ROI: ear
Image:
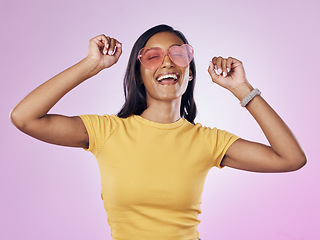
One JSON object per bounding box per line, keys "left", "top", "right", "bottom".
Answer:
{"left": 188, "top": 69, "right": 193, "bottom": 81}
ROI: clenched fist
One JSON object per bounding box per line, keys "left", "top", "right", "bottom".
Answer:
{"left": 86, "top": 34, "right": 122, "bottom": 72}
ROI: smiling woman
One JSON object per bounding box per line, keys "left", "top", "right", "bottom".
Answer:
{"left": 137, "top": 31, "right": 194, "bottom": 120}
{"left": 10, "top": 24, "right": 306, "bottom": 240}
{"left": 117, "top": 25, "right": 197, "bottom": 125}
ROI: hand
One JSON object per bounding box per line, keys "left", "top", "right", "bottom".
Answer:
{"left": 86, "top": 34, "right": 122, "bottom": 71}
{"left": 208, "top": 56, "right": 253, "bottom": 99}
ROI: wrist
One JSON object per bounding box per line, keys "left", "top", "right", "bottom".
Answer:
{"left": 82, "top": 57, "right": 103, "bottom": 76}
{"left": 231, "top": 83, "right": 254, "bottom": 101}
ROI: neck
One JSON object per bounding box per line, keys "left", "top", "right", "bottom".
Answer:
{"left": 140, "top": 97, "right": 181, "bottom": 124}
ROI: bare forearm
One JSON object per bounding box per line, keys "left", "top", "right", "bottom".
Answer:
{"left": 11, "top": 57, "right": 99, "bottom": 124}
{"left": 233, "top": 84, "right": 306, "bottom": 163}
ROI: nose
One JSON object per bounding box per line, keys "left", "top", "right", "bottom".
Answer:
{"left": 161, "top": 53, "right": 174, "bottom": 68}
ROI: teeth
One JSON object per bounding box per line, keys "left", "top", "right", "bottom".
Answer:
{"left": 157, "top": 74, "right": 178, "bottom": 82}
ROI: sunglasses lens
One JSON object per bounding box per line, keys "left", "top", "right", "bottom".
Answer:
{"left": 139, "top": 48, "right": 163, "bottom": 70}
{"left": 169, "top": 45, "right": 194, "bottom": 67}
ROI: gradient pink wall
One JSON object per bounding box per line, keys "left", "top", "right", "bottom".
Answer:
{"left": 1, "top": 0, "right": 319, "bottom": 239}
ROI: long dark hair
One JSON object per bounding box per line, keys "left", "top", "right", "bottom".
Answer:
{"left": 117, "top": 24, "right": 197, "bottom": 124}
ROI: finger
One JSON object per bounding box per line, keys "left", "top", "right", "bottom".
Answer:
{"left": 90, "top": 35, "right": 105, "bottom": 51}
{"left": 108, "top": 38, "right": 116, "bottom": 55}
{"left": 208, "top": 61, "right": 229, "bottom": 88}
{"left": 94, "top": 34, "right": 109, "bottom": 54}
{"left": 211, "top": 57, "right": 218, "bottom": 71}
{"left": 226, "top": 57, "right": 233, "bottom": 73}
{"left": 208, "top": 61, "right": 220, "bottom": 80}
{"left": 101, "top": 36, "right": 111, "bottom": 55}
{"left": 221, "top": 58, "right": 228, "bottom": 77}
{"left": 231, "top": 57, "right": 243, "bottom": 69}
{"left": 113, "top": 41, "right": 122, "bottom": 59}
{"left": 93, "top": 36, "right": 104, "bottom": 49}
{"left": 208, "top": 61, "right": 215, "bottom": 75}
{"left": 216, "top": 57, "right": 223, "bottom": 75}
{"left": 104, "top": 36, "right": 111, "bottom": 54}
{"left": 93, "top": 35, "right": 110, "bottom": 55}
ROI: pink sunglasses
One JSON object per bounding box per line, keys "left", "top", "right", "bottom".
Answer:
{"left": 137, "top": 44, "right": 194, "bottom": 70}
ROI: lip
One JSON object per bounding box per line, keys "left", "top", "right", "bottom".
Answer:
{"left": 154, "top": 72, "right": 180, "bottom": 86}
{"left": 157, "top": 79, "right": 179, "bottom": 85}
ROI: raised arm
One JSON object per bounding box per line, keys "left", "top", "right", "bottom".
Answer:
{"left": 208, "top": 57, "right": 307, "bottom": 173}
{"left": 10, "top": 35, "right": 122, "bottom": 148}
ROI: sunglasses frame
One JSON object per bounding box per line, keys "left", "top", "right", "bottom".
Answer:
{"left": 137, "top": 44, "right": 194, "bottom": 70}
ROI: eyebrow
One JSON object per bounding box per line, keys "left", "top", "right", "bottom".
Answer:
{"left": 170, "top": 44, "right": 181, "bottom": 47}
{"left": 149, "top": 44, "right": 182, "bottom": 50}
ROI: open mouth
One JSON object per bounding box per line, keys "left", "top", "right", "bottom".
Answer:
{"left": 156, "top": 73, "right": 180, "bottom": 85}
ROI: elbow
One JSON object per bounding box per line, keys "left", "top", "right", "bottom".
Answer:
{"left": 297, "top": 155, "right": 307, "bottom": 170}
{"left": 287, "top": 154, "right": 307, "bottom": 172}
{"left": 10, "top": 108, "right": 27, "bottom": 130}
{"left": 10, "top": 108, "right": 18, "bottom": 126}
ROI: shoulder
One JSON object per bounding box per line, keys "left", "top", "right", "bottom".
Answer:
{"left": 186, "top": 120, "right": 219, "bottom": 134}
{"left": 187, "top": 120, "right": 239, "bottom": 143}
{"left": 78, "top": 113, "right": 123, "bottom": 131}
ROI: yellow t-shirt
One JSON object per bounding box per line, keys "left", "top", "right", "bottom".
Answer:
{"left": 79, "top": 114, "right": 240, "bottom": 240}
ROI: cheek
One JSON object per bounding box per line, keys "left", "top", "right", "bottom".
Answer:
{"left": 182, "top": 68, "right": 190, "bottom": 84}
{"left": 140, "top": 67, "right": 154, "bottom": 84}
{"left": 182, "top": 68, "right": 192, "bottom": 91}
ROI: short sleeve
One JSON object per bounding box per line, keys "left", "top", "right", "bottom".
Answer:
{"left": 212, "top": 129, "right": 240, "bottom": 168}
{"left": 78, "top": 114, "right": 118, "bottom": 156}
{"left": 198, "top": 124, "right": 240, "bottom": 168}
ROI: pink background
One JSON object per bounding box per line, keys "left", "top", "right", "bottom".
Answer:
{"left": 1, "top": 0, "right": 319, "bottom": 239}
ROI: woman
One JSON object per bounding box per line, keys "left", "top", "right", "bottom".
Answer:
{"left": 10, "top": 24, "right": 307, "bottom": 240}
